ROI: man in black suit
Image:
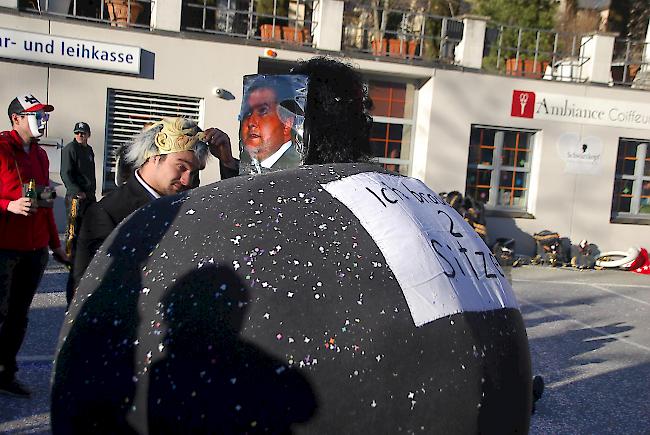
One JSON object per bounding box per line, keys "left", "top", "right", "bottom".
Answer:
{"left": 69, "top": 118, "right": 235, "bottom": 304}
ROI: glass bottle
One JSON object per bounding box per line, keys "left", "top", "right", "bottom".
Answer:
{"left": 26, "top": 178, "right": 38, "bottom": 208}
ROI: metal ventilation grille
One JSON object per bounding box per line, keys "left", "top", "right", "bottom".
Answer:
{"left": 104, "top": 89, "right": 204, "bottom": 191}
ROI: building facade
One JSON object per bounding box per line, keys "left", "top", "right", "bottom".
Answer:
{"left": 0, "top": 1, "right": 648, "bottom": 255}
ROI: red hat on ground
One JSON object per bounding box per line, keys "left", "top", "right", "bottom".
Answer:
{"left": 632, "top": 248, "right": 650, "bottom": 275}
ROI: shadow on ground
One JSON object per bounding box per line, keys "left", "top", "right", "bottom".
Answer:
{"left": 522, "top": 284, "right": 649, "bottom": 434}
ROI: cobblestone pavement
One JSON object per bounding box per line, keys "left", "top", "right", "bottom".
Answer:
{"left": 0, "top": 265, "right": 648, "bottom": 433}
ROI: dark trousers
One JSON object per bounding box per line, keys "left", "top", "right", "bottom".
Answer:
{"left": 65, "top": 194, "right": 94, "bottom": 305}
{"left": 0, "top": 248, "right": 48, "bottom": 380}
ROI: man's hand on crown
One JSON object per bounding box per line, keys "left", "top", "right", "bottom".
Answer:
{"left": 204, "top": 127, "right": 236, "bottom": 170}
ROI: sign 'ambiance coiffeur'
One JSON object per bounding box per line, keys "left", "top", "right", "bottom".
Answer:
{"left": 0, "top": 27, "right": 140, "bottom": 74}
{"left": 511, "top": 89, "right": 650, "bottom": 131}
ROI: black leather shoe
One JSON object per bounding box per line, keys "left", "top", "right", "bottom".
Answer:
{"left": 0, "top": 378, "right": 31, "bottom": 398}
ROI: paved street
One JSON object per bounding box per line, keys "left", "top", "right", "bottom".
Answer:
{"left": 0, "top": 264, "right": 649, "bottom": 433}
{"left": 0, "top": 265, "right": 66, "bottom": 433}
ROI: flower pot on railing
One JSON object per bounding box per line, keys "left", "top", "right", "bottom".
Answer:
{"left": 628, "top": 64, "right": 640, "bottom": 81}
{"left": 407, "top": 40, "right": 418, "bottom": 58}
{"left": 106, "top": 0, "right": 144, "bottom": 27}
{"left": 386, "top": 38, "right": 419, "bottom": 59}
{"left": 523, "top": 60, "right": 549, "bottom": 79}
{"left": 260, "top": 24, "right": 282, "bottom": 42}
{"left": 388, "top": 38, "right": 408, "bottom": 58}
{"left": 505, "top": 58, "right": 549, "bottom": 79}
{"left": 505, "top": 58, "right": 523, "bottom": 76}
{"left": 371, "top": 38, "right": 387, "bottom": 56}
{"left": 282, "top": 26, "right": 304, "bottom": 44}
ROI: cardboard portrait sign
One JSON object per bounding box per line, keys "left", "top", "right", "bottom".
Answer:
{"left": 238, "top": 74, "right": 308, "bottom": 175}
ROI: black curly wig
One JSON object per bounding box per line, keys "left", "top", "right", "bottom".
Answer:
{"left": 290, "top": 57, "right": 373, "bottom": 164}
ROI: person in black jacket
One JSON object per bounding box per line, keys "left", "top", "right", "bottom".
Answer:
{"left": 61, "top": 122, "right": 96, "bottom": 204}
{"left": 69, "top": 118, "right": 235, "bottom": 304}
{"left": 61, "top": 122, "right": 96, "bottom": 300}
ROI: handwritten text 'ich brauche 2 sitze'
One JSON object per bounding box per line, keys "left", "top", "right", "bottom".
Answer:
{"left": 365, "top": 178, "right": 505, "bottom": 281}
{"left": 0, "top": 36, "right": 135, "bottom": 64}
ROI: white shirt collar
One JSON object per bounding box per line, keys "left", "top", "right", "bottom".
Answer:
{"left": 258, "top": 141, "right": 292, "bottom": 168}
{"left": 134, "top": 169, "right": 161, "bottom": 199}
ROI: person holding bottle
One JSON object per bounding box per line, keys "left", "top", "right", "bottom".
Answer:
{"left": 0, "top": 94, "right": 69, "bottom": 398}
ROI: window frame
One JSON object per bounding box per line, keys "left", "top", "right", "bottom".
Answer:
{"left": 366, "top": 77, "right": 417, "bottom": 175}
{"left": 611, "top": 138, "right": 650, "bottom": 223}
{"left": 466, "top": 124, "right": 539, "bottom": 214}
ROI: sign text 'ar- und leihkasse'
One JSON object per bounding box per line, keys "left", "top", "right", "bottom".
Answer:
{"left": 0, "top": 28, "right": 140, "bottom": 74}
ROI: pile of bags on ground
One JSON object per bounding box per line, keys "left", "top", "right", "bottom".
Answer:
{"left": 441, "top": 192, "right": 650, "bottom": 274}
{"left": 529, "top": 231, "right": 650, "bottom": 274}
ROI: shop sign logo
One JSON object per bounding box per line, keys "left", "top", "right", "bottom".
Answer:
{"left": 511, "top": 90, "right": 535, "bottom": 118}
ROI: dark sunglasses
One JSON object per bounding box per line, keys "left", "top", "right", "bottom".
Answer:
{"left": 20, "top": 112, "right": 49, "bottom": 122}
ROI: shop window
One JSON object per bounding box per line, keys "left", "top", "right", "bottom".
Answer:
{"left": 465, "top": 125, "right": 537, "bottom": 211}
{"left": 611, "top": 139, "right": 650, "bottom": 221}
{"left": 103, "top": 89, "right": 203, "bottom": 192}
{"left": 368, "top": 80, "right": 415, "bottom": 175}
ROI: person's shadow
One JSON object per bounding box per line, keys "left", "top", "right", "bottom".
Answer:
{"left": 53, "top": 191, "right": 317, "bottom": 433}
{"left": 146, "top": 264, "right": 317, "bottom": 433}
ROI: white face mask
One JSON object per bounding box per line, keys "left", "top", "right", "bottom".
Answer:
{"left": 25, "top": 112, "right": 47, "bottom": 138}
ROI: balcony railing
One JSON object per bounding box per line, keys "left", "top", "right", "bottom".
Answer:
{"left": 18, "top": 0, "right": 154, "bottom": 29}
{"left": 11, "top": 1, "right": 650, "bottom": 90}
{"left": 612, "top": 37, "right": 650, "bottom": 86}
{"left": 342, "top": 3, "right": 463, "bottom": 63}
{"left": 483, "top": 23, "right": 590, "bottom": 83}
{"left": 181, "top": 0, "right": 316, "bottom": 47}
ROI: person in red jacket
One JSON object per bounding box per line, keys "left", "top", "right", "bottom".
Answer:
{"left": 0, "top": 94, "right": 69, "bottom": 398}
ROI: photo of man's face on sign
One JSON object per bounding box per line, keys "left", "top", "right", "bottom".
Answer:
{"left": 238, "top": 74, "right": 308, "bottom": 175}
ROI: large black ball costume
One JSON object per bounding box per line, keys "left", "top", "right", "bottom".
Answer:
{"left": 52, "top": 163, "right": 532, "bottom": 434}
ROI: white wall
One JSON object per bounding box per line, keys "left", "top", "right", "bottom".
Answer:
{"left": 0, "top": 14, "right": 263, "bottom": 231}
{"left": 426, "top": 69, "right": 650, "bottom": 253}
{"left": 0, "top": 12, "right": 436, "bottom": 232}
{"left": 1, "top": 12, "right": 649, "bottom": 253}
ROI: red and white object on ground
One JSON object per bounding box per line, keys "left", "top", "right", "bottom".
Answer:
{"left": 595, "top": 247, "right": 640, "bottom": 269}
{"left": 630, "top": 248, "right": 650, "bottom": 275}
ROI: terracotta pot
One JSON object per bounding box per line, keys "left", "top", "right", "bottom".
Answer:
{"left": 505, "top": 58, "right": 523, "bottom": 76}
{"left": 505, "top": 58, "right": 549, "bottom": 79}
{"left": 407, "top": 40, "right": 418, "bottom": 58}
{"left": 522, "top": 59, "right": 548, "bottom": 79}
{"left": 371, "top": 39, "right": 387, "bottom": 56}
{"left": 388, "top": 39, "right": 408, "bottom": 58}
{"left": 260, "top": 24, "right": 282, "bottom": 42}
{"left": 106, "top": 0, "right": 144, "bottom": 28}
{"left": 282, "top": 26, "right": 304, "bottom": 44}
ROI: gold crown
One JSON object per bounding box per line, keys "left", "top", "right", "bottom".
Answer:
{"left": 145, "top": 117, "right": 206, "bottom": 158}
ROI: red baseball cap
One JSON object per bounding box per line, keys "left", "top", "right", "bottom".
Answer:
{"left": 8, "top": 94, "right": 54, "bottom": 117}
